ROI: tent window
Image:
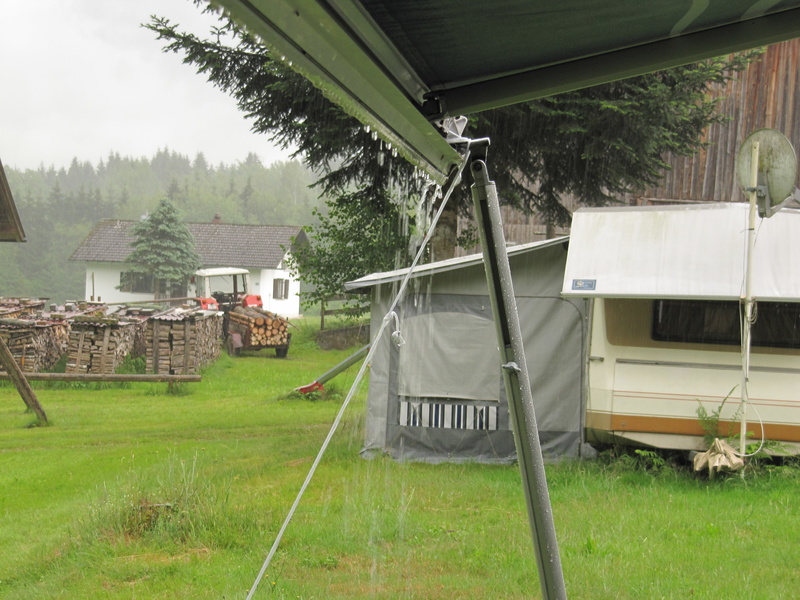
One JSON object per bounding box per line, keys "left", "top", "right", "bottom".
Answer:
{"left": 652, "top": 299, "right": 800, "bottom": 348}
{"left": 397, "top": 311, "right": 499, "bottom": 402}
{"left": 400, "top": 401, "right": 499, "bottom": 430}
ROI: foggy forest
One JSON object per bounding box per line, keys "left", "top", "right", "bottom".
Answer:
{"left": 1, "top": 150, "right": 325, "bottom": 303}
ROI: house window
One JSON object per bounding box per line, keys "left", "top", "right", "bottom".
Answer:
{"left": 652, "top": 299, "right": 800, "bottom": 348}
{"left": 119, "top": 273, "right": 186, "bottom": 297}
{"left": 273, "top": 278, "right": 290, "bottom": 300}
{"left": 120, "top": 272, "right": 154, "bottom": 294}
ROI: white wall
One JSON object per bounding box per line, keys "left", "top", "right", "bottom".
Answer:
{"left": 82, "top": 256, "right": 302, "bottom": 317}
{"left": 255, "top": 261, "right": 302, "bottom": 317}
{"left": 82, "top": 263, "right": 155, "bottom": 304}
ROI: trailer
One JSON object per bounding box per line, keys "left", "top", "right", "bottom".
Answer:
{"left": 562, "top": 203, "right": 800, "bottom": 453}
{"left": 192, "top": 267, "right": 292, "bottom": 357}
{"left": 226, "top": 306, "right": 291, "bottom": 357}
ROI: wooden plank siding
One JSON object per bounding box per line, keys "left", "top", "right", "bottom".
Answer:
{"left": 640, "top": 40, "right": 800, "bottom": 203}
{"left": 456, "top": 39, "right": 800, "bottom": 249}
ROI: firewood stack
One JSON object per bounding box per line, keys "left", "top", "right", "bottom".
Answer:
{"left": 0, "top": 318, "right": 70, "bottom": 372}
{"left": 0, "top": 297, "right": 47, "bottom": 320}
{"left": 144, "top": 309, "right": 222, "bottom": 374}
{"left": 66, "top": 315, "right": 145, "bottom": 374}
{"left": 229, "top": 306, "right": 290, "bottom": 347}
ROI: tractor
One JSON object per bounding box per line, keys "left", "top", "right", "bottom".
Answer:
{"left": 192, "top": 267, "right": 291, "bottom": 358}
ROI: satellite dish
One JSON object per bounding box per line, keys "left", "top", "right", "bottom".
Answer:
{"left": 736, "top": 128, "right": 797, "bottom": 217}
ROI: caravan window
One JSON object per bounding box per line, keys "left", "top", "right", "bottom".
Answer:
{"left": 652, "top": 299, "right": 800, "bottom": 348}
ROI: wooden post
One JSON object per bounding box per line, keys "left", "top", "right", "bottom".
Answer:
{"left": 75, "top": 331, "right": 86, "bottom": 371}
{"left": 0, "top": 336, "right": 47, "bottom": 423}
{"left": 183, "top": 319, "right": 191, "bottom": 375}
{"left": 151, "top": 320, "right": 160, "bottom": 374}
{"left": 99, "top": 326, "right": 111, "bottom": 374}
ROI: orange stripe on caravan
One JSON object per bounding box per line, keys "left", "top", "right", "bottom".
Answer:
{"left": 586, "top": 411, "right": 800, "bottom": 443}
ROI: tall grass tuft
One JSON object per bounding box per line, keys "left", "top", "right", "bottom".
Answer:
{"left": 75, "top": 452, "right": 253, "bottom": 550}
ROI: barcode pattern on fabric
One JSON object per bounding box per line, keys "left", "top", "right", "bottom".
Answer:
{"left": 400, "top": 401, "right": 498, "bottom": 430}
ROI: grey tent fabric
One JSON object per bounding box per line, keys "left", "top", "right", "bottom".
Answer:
{"left": 354, "top": 239, "right": 589, "bottom": 463}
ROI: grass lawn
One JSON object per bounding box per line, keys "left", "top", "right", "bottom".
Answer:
{"left": 0, "top": 321, "right": 798, "bottom": 599}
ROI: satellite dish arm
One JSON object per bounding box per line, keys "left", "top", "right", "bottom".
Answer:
{"left": 762, "top": 186, "right": 800, "bottom": 218}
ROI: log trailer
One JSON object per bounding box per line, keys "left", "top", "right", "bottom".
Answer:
{"left": 192, "top": 267, "right": 291, "bottom": 357}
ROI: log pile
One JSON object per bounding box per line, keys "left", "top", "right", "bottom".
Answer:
{"left": 66, "top": 315, "right": 146, "bottom": 374}
{"left": 0, "top": 297, "right": 48, "bottom": 319}
{"left": 228, "top": 306, "right": 290, "bottom": 348}
{"left": 0, "top": 318, "right": 70, "bottom": 372}
{"left": 144, "top": 309, "right": 222, "bottom": 374}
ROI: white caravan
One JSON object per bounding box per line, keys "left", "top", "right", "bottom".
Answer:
{"left": 563, "top": 203, "right": 800, "bottom": 452}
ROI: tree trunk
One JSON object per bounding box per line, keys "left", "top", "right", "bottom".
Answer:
{"left": 430, "top": 199, "right": 458, "bottom": 261}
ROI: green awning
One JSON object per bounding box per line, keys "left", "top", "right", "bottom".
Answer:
{"left": 216, "top": 0, "right": 800, "bottom": 183}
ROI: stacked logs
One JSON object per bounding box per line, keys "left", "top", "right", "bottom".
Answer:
{"left": 0, "top": 297, "right": 47, "bottom": 319}
{"left": 144, "top": 309, "right": 222, "bottom": 374}
{"left": 66, "top": 316, "right": 145, "bottom": 374}
{"left": 229, "top": 306, "right": 290, "bottom": 347}
{"left": 0, "top": 318, "right": 70, "bottom": 372}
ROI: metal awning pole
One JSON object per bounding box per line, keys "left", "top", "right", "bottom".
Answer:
{"left": 469, "top": 145, "right": 567, "bottom": 600}
{"left": 741, "top": 141, "right": 759, "bottom": 462}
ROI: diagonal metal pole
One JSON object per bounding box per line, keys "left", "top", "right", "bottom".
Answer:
{"left": 469, "top": 143, "right": 567, "bottom": 600}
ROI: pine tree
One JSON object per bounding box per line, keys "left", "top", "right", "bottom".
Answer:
{"left": 124, "top": 198, "right": 201, "bottom": 299}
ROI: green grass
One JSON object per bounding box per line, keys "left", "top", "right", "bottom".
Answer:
{"left": 1, "top": 321, "right": 799, "bottom": 598}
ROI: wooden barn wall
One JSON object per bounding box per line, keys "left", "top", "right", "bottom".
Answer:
{"left": 640, "top": 40, "right": 800, "bottom": 203}
{"left": 455, "top": 40, "right": 799, "bottom": 253}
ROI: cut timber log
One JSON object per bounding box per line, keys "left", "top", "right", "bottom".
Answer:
{"left": 228, "top": 306, "right": 291, "bottom": 351}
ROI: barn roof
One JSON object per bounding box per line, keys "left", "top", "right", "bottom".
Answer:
{"left": 70, "top": 219, "right": 306, "bottom": 269}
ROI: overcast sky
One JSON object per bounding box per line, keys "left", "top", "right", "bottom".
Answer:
{"left": 0, "top": 0, "right": 292, "bottom": 171}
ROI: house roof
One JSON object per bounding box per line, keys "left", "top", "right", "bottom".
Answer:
{"left": 70, "top": 219, "right": 307, "bottom": 269}
{"left": 344, "top": 236, "right": 568, "bottom": 292}
{"left": 562, "top": 203, "right": 800, "bottom": 301}
{"left": 217, "top": 0, "right": 800, "bottom": 185}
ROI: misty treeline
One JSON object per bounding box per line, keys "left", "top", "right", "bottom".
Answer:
{"left": 0, "top": 149, "right": 325, "bottom": 303}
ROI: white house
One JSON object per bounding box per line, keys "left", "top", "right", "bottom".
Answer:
{"left": 70, "top": 219, "right": 307, "bottom": 317}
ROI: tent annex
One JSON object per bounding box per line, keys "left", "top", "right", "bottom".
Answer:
{"left": 346, "top": 237, "right": 589, "bottom": 463}
{"left": 562, "top": 203, "right": 800, "bottom": 451}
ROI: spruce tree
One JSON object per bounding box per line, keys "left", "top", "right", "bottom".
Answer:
{"left": 124, "top": 198, "right": 201, "bottom": 299}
